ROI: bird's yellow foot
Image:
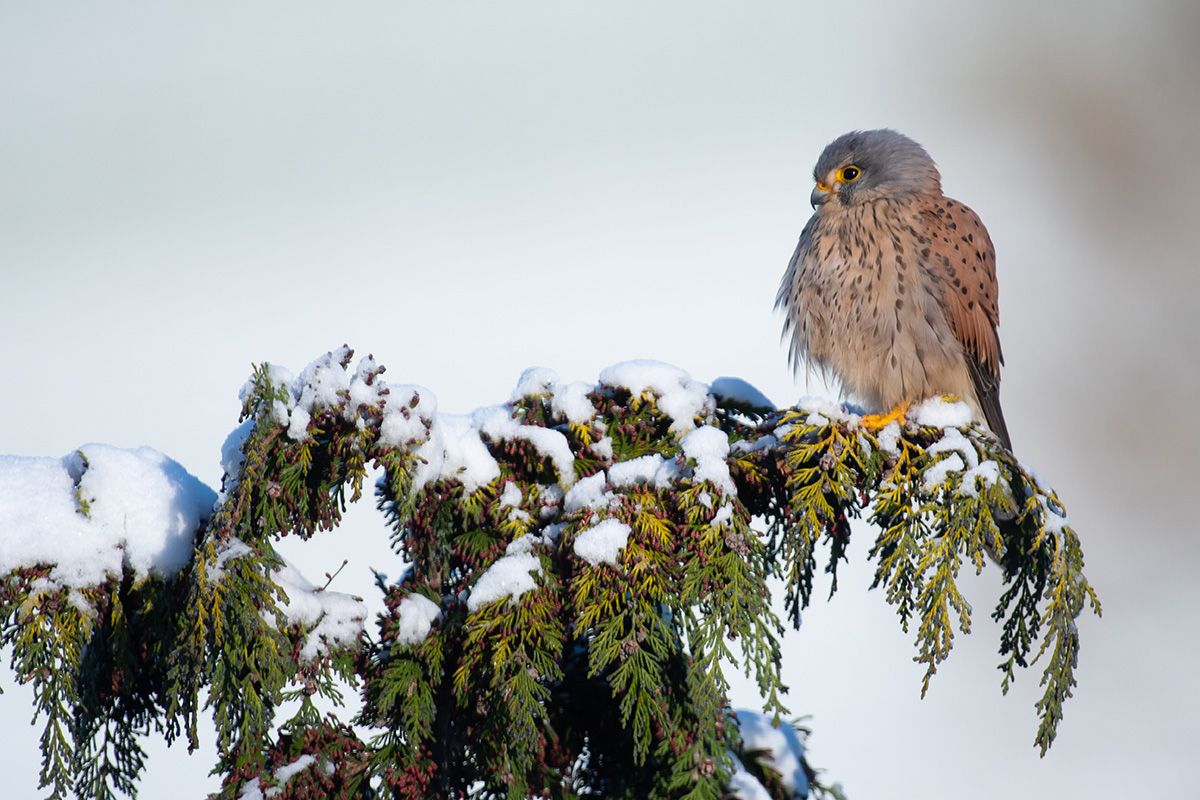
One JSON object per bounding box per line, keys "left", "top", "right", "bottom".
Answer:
{"left": 859, "top": 400, "right": 911, "bottom": 430}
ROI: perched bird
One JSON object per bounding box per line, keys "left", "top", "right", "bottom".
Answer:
{"left": 777, "top": 129, "right": 1012, "bottom": 451}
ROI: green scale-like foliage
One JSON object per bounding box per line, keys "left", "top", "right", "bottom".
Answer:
{"left": 0, "top": 347, "right": 1100, "bottom": 800}
{"left": 0, "top": 351, "right": 386, "bottom": 800}
{"left": 365, "top": 383, "right": 790, "bottom": 799}
{"left": 0, "top": 530, "right": 230, "bottom": 799}
{"left": 197, "top": 353, "right": 397, "bottom": 797}
{"left": 766, "top": 404, "right": 1102, "bottom": 756}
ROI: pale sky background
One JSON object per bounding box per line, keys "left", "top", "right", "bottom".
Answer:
{"left": 2, "top": 1, "right": 1198, "bottom": 798}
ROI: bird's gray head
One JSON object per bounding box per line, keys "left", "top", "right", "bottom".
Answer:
{"left": 809, "top": 129, "right": 942, "bottom": 209}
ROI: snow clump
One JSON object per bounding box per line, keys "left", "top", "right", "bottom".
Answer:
{"left": 395, "top": 593, "right": 442, "bottom": 646}
{"left": 0, "top": 444, "right": 216, "bottom": 591}
{"left": 599, "top": 360, "right": 714, "bottom": 434}
{"left": 271, "top": 556, "right": 368, "bottom": 662}
{"left": 573, "top": 519, "right": 632, "bottom": 566}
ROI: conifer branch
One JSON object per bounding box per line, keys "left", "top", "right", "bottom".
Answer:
{"left": 0, "top": 349, "right": 1098, "bottom": 798}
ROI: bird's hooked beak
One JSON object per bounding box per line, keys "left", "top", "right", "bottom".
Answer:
{"left": 810, "top": 180, "right": 833, "bottom": 208}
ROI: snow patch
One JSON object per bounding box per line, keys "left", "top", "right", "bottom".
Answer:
{"left": 254, "top": 348, "right": 436, "bottom": 451}
{"left": 506, "top": 524, "right": 564, "bottom": 557}
{"left": 551, "top": 381, "right": 599, "bottom": 424}
{"left": 218, "top": 419, "right": 255, "bottom": 502}
{"left": 466, "top": 552, "right": 542, "bottom": 612}
{"left": 731, "top": 435, "right": 778, "bottom": 455}
{"left": 379, "top": 384, "right": 437, "bottom": 448}
{"left": 511, "top": 368, "right": 597, "bottom": 424}
{"left": 796, "top": 396, "right": 855, "bottom": 424}
{"left": 599, "top": 360, "right": 713, "bottom": 433}
{"left": 910, "top": 396, "right": 974, "bottom": 429}
{"left": 574, "top": 518, "right": 632, "bottom": 566}
{"left": 286, "top": 407, "right": 312, "bottom": 442}
{"left": 875, "top": 421, "right": 902, "bottom": 456}
{"left": 0, "top": 445, "right": 216, "bottom": 590}
{"left": 510, "top": 366, "right": 560, "bottom": 401}
{"left": 237, "top": 754, "right": 326, "bottom": 799}
{"left": 608, "top": 454, "right": 683, "bottom": 489}
{"left": 681, "top": 426, "right": 735, "bottom": 494}
{"left": 411, "top": 414, "right": 502, "bottom": 494}
{"left": 474, "top": 405, "right": 576, "bottom": 488}
{"left": 498, "top": 481, "right": 523, "bottom": 508}
{"left": 563, "top": 472, "right": 617, "bottom": 513}
{"left": 271, "top": 755, "right": 318, "bottom": 794}
{"left": 395, "top": 593, "right": 442, "bottom": 646}
{"left": 923, "top": 452, "right": 966, "bottom": 491}
{"left": 959, "top": 460, "right": 1002, "bottom": 498}
{"left": 210, "top": 537, "right": 255, "bottom": 582}
{"left": 273, "top": 557, "right": 367, "bottom": 662}
{"left": 927, "top": 428, "right": 979, "bottom": 470}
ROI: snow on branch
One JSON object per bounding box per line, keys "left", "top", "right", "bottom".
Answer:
{"left": 0, "top": 346, "right": 1098, "bottom": 799}
{"left": 770, "top": 395, "right": 1101, "bottom": 756}
{"left": 0, "top": 445, "right": 215, "bottom": 590}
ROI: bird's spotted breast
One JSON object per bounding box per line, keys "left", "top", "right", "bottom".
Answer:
{"left": 782, "top": 198, "right": 977, "bottom": 417}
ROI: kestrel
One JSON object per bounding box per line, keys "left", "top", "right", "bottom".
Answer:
{"left": 777, "top": 129, "right": 1012, "bottom": 450}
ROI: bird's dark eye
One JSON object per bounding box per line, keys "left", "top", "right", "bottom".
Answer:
{"left": 838, "top": 165, "right": 861, "bottom": 182}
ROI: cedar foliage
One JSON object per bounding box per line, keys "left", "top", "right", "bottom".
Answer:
{"left": 0, "top": 347, "right": 1099, "bottom": 799}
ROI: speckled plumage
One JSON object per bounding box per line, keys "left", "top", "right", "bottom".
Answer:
{"left": 777, "top": 129, "right": 1011, "bottom": 450}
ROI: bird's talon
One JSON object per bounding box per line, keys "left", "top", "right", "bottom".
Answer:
{"left": 858, "top": 400, "right": 911, "bottom": 431}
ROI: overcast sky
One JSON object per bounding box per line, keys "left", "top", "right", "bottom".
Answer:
{"left": 2, "top": 2, "right": 1197, "bottom": 797}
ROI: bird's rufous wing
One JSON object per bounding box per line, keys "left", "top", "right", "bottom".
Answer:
{"left": 920, "top": 197, "right": 1012, "bottom": 450}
